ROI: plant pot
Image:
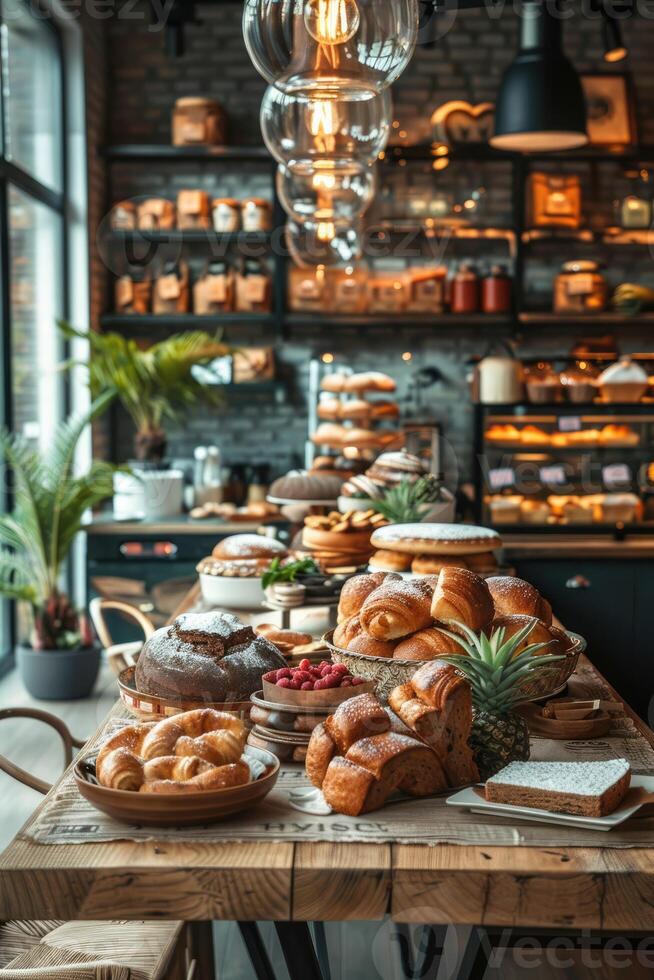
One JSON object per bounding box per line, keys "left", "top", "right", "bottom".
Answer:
{"left": 16, "top": 643, "right": 101, "bottom": 700}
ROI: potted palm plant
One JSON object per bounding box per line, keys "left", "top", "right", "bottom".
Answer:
{"left": 0, "top": 395, "right": 117, "bottom": 699}
{"left": 59, "top": 323, "right": 231, "bottom": 462}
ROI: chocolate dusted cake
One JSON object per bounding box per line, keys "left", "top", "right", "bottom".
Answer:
{"left": 135, "top": 611, "right": 286, "bottom": 703}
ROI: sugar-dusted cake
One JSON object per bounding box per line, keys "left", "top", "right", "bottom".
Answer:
{"left": 485, "top": 759, "right": 631, "bottom": 817}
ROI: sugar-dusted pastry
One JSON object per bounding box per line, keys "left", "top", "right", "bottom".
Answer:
{"left": 490, "top": 614, "right": 572, "bottom": 657}
{"left": 411, "top": 554, "right": 469, "bottom": 575}
{"left": 486, "top": 576, "right": 552, "bottom": 624}
{"left": 360, "top": 578, "right": 434, "bottom": 640}
{"left": 431, "top": 566, "right": 494, "bottom": 633}
{"left": 370, "top": 549, "right": 413, "bottom": 572}
{"left": 337, "top": 571, "right": 397, "bottom": 622}
{"left": 393, "top": 626, "right": 462, "bottom": 661}
{"left": 370, "top": 522, "right": 502, "bottom": 557}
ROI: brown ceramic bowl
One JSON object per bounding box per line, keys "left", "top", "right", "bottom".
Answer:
{"left": 118, "top": 666, "right": 252, "bottom": 724}
{"left": 261, "top": 675, "right": 375, "bottom": 707}
{"left": 74, "top": 745, "right": 279, "bottom": 826}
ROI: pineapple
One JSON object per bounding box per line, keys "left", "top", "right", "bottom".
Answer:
{"left": 368, "top": 476, "right": 441, "bottom": 524}
{"left": 438, "top": 620, "right": 565, "bottom": 780}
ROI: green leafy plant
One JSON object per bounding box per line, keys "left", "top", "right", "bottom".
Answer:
{"left": 0, "top": 394, "right": 118, "bottom": 650}
{"left": 262, "top": 557, "right": 319, "bottom": 589}
{"left": 366, "top": 475, "right": 441, "bottom": 524}
{"left": 59, "top": 322, "right": 231, "bottom": 461}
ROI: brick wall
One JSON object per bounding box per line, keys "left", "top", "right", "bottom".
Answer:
{"left": 90, "top": 1, "right": 654, "bottom": 483}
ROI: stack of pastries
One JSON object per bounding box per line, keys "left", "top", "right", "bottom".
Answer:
{"left": 312, "top": 370, "right": 402, "bottom": 454}
{"left": 305, "top": 659, "right": 480, "bottom": 815}
{"left": 368, "top": 522, "right": 502, "bottom": 576}
{"left": 334, "top": 568, "right": 571, "bottom": 662}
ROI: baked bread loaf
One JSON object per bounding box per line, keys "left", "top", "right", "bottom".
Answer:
{"left": 306, "top": 692, "right": 447, "bottom": 815}
{"left": 213, "top": 534, "right": 287, "bottom": 561}
{"left": 360, "top": 578, "right": 434, "bottom": 640}
{"left": 491, "top": 614, "right": 572, "bottom": 657}
{"left": 389, "top": 661, "right": 478, "bottom": 787}
{"left": 268, "top": 471, "right": 343, "bottom": 503}
{"left": 370, "top": 523, "right": 501, "bottom": 556}
{"left": 135, "top": 611, "right": 287, "bottom": 702}
{"left": 345, "top": 371, "right": 396, "bottom": 393}
{"left": 431, "top": 567, "right": 494, "bottom": 633}
{"left": 486, "top": 576, "right": 552, "bottom": 624}
{"left": 393, "top": 626, "right": 461, "bottom": 661}
{"left": 485, "top": 759, "right": 631, "bottom": 817}
{"left": 96, "top": 708, "right": 249, "bottom": 794}
{"left": 255, "top": 624, "right": 313, "bottom": 653}
{"left": 337, "top": 571, "right": 397, "bottom": 622}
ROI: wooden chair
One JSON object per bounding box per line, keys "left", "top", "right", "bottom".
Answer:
{"left": 88, "top": 597, "right": 156, "bottom": 675}
{"left": 0, "top": 708, "right": 204, "bottom": 979}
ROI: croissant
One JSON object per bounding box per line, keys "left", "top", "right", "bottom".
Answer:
{"left": 333, "top": 613, "right": 364, "bottom": 648}
{"left": 337, "top": 571, "right": 397, "bottom": 622}
{"left": 486, "top": 576, "right": 552, "bottom": 624}
{"left": 393, "top": 627, "right": 462, "bottom": 661}
{"left": 141, "top": 761, "right": 251, "bottom": 794}
{"left": 359, "top": 579, "right": 434, "bottom": 640}
{"left": 96, "top": 708, "right": 248, "bottom": 794}
{"left": 430, "top": 566, "right": 494, "bottom": 633}
{"left": 348, "top": 633, "right": 397, "bottom": 658}
{"left": 491, "top": 614, "right": 572, "bottom": 657}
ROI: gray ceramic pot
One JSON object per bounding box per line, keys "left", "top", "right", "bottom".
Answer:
{"left": 16, "top": 644, "right": 101, "bottom": 701}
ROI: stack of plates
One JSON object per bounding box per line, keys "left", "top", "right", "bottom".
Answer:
{"left": 248, "top": 691, "right": 332, "bottom": 763}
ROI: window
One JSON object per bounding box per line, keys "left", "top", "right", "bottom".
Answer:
{"left": 0, "top": 0, "right": 68, "bottom": 672}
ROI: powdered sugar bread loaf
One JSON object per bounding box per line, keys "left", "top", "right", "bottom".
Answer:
{"left": 389, "top": 661, "right": 479, "bottom": 787}
{"left": 305, "top": 692, "right": 447, "bottom": 814}
{"left": 370, "top": 522, "right": 502, "bottom": 556}
{"left": 485, "top": 759, "right": 631, "bottom": 817}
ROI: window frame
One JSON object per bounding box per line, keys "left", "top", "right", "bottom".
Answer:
{"left": 0, "top": 0, "right": 69, "bottom": 675}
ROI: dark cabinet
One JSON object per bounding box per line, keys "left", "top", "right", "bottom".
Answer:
{"left": 512, "top": 558, "right": 653, "bottom": 722}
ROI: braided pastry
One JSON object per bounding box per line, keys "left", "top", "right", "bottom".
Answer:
{"left": 96, "top": 709, "right": 249, "bottom": 794}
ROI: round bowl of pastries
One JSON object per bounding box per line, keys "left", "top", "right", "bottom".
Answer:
{"left": 197, "top": 533, "right": 289, "bottom": 609}
{"left": 75, "top": 708, "right": 280, "bottom": 825}
{"left": 327, "top": 567, "right": 584, "bottom": 701}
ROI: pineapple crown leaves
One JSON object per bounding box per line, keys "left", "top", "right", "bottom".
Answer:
{"left": 437, "top": 618, "right": 567, "bottom": 712}
{"left": 363, "top": 475, "right": 438, "bottom": 524}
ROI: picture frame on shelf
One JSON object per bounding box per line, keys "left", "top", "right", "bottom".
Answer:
{"left": 581, "top": 72, "right": 637, "bottom": 147}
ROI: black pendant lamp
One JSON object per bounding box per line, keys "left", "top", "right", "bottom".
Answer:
{"left": 490, "top": 1, "right": 588, "bottom": 152}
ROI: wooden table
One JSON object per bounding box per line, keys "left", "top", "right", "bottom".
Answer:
{"left": 2, "top": 603, "right": 654, "bottom": 932}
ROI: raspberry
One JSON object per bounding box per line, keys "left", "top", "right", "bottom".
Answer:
{"left": 310, "top": 666, "right": 322, "bottom": 677}
{"left": 276, "top": 667, "right": 292, "bottom": 679}
{"left": 340, "top": 678, "right": 352, "bottom": 687}
{"left": 319, "top": 661, "right": 330, "bottom": 669}
{"left": 301, "top": 681, "right": 314, "bottom": 690}
{"left": 352, "top": 677, "right": 365, "bottom": 686}
{"left": 299, "top": 658, "right": 311, "bottom": 671}
{"left": 321, "top": 674, "right": 340, "bottom": 688}
{"left": 320, "top": 664, "right": 334, "bottom": 676}
{"left": 263, "top": 671, "right": 276, "bottom": 682}
{"left": 289, "top": 677, "right": 302, "bottom": 690}
{"left": 331, "top": 663, "right": 349, "bottom": 675}
{"left": 276, "top": 677, "right": 292, "bottom": 688}
{"left": 294, "top": 670, "right": 312, "bottom": 684}
{"left": 313, "top": 677, "right": 331, "bottom": 690}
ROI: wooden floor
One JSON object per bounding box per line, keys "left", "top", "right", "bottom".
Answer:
{"left": 1, "top": 663, "right": 652, "bottom": 980}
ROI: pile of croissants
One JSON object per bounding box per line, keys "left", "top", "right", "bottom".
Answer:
{"left": 334, "top": 568, "right": 573, "bottom": 660}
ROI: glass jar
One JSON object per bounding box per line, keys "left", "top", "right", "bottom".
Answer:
{"left": 553, "top": 260, "right": 607, "bottom": 314}
{"left": 172, "top": 97, "right": 226, "bottom": 146}
{"left": 525, "top": 362, "right": 563, "bottom": 404}
{"left": 482, "top": 265, "right": 512, "bottom": 314}
{"left": 241, "top": 198, "right": 272, "bottom": 232}
{"left": 212, "top": 198, "right": 241, "bottom": 233}
{"left": 451, "top": 263, "right": 480, "bottom": 314}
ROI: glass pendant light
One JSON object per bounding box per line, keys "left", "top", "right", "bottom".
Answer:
{"left": 490, "top": 1, "right": 588, "bottom": 152}
{"left": 261, "top": 83, "right": 391, "bottom": 174}
{"left": 277, "top": 164, "right": 376, "bottom": 223}
{"left": 243, "top": 0, "right": 418, "bottom": 97}
{"left": 286, "top": 216, "right": 363, "bottom": 266}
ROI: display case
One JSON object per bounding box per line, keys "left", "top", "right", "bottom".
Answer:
{"left": 474, "top": 400, "right": 654, "bottom": 531}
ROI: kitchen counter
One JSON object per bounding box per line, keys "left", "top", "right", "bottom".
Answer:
{"left": 502, "top": 533, "right": 654, "bottom": 559}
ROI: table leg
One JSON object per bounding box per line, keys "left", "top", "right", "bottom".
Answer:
{"left": 238, "top": 921, "right": 277, "bottom": 980}
{"left": 274, "top": 921, "right": 324, "bottom": 980}
{"left": 391, "top": 923, "right": 445, "bottom": 979}
{"left": 312, "top": 921, "right": 331, "bottom": 980}
{"left": 190, "top": 922, "right": 215, "bottom": 980}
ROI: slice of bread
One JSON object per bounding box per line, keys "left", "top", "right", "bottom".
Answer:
{"left": 485, "top": 759, "right": 631, "bottom": 817}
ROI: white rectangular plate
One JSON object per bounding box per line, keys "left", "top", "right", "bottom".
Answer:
{"left": 446, "top": 775, "right": 654, "bottom": 831}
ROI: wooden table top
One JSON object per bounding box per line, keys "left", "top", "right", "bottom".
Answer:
{"left": 2, "top": 593, "right": 654, "bottom": 928}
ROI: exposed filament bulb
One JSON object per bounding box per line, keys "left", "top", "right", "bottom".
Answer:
{"left": 304, "top": 0, "right": 360, "bottom": 45}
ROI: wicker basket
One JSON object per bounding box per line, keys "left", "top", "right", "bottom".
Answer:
{"left": 324, "top": 629, "right": 586, "bottom": 704}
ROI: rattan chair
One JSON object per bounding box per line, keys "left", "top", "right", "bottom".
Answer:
{"left": 0, "top": 708, "right": 196, "bottom": 979}
{"left": 88, "top": 598, "right": 156, "bottom": 675}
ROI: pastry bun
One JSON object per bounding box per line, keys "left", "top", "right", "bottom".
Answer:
{"left": 337, "top": 571, "right": 397, "bottom": 622}
{"left": 393, "top": 627, "right": 461, "bottom": 661}
{"left": 348, "top": 633, "right": 398, "bottom": 658}
{"left": 213, "top": 534, "right": 287, "bottom": 561}
{"left": 370, "top": 522, "right": 502, "bottom": 556}
{"left": 360, "top": 578, "right": 434, "bottom": 640}
{"left": 411, "top": 554, "right": 469, "bottom": 575}
{"left": 371, "top": 549, "right": 413, "bottom": 572}
{"left": 431, "top": 566, "right": 494, "bottom": 633}
{"left": 486, "top": 576, "right": 552, "bottom": 624}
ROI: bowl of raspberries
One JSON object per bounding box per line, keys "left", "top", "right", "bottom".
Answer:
{"left": 262, "top": 659, "right": 374, "bottom": 706}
